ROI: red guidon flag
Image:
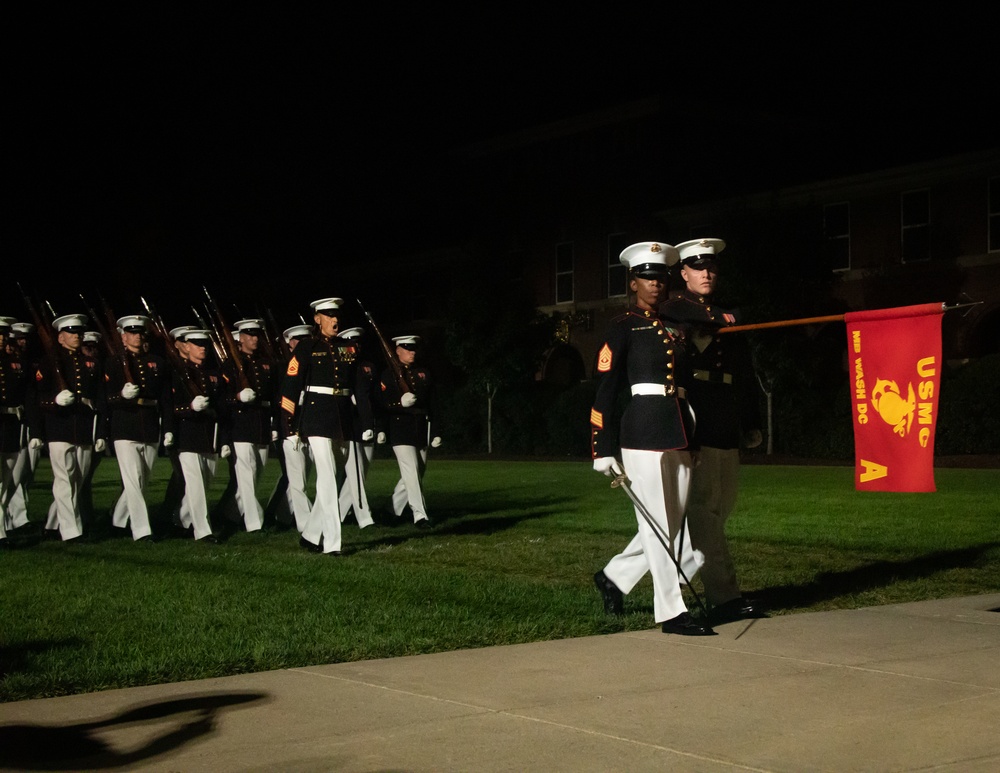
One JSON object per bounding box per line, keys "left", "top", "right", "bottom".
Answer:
{"left": 844, "top": 303, "right": 944, "bottom": 492}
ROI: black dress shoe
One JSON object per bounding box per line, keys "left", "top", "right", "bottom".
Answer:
{"left": 711, "top": 597, "right": 768, "bottom": 623}
{"left": 299, "top": 537, "right": 322, "bottom": 553}
{"left": 414, "top": 518, "right": 433, "bottom": 529}
{"left": 593, "top": 570, "right": 624, "bottom": 616}
{"left": 199, "top": 534, "right": 222, "bottom": 544}
{"left": 661, "top": 612, "right": 716, "bottom": 636}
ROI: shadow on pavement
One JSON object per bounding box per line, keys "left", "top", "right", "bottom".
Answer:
{"left": 0, "top": 691, "right": 268, "bottom": 770}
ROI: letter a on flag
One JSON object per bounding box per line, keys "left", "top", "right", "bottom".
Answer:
{"left": 844, "top": 303, "right": 944, "bottom": 492}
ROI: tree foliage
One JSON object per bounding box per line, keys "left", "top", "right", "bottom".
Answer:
{"left": 444, "top": 279, "right": 556, "bottom": 451}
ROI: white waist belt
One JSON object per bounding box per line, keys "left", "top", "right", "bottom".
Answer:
{"left": 631, "top": 383, "right": 687, "bottom": 399}
{"left": 305, "top": 386, "right": 351, "bottom": 396}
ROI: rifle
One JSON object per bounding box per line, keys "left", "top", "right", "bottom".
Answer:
{"left": 254, "top": 304, "right": 278, "bottom": 362}
{"left": 141, "top": 296, "right": 202, "bottom": 399}
{"left": 203, "top": 287, "right": 250, "bottom": 389}
{"left": 264, "top": 307, "right": 291, "bottom": 361}
{"left": 93, "top": 294, "right": 135, "bottom": 383}
{"left": 78, "top": 294, "right": 117, "bottom": 360}
{"left": 191, "top": 304, "right": 227, "bottom": 366}
{"left": 17, "top": 283, "right": 68, "bottom": 391}
{"left": 356, "top": 299, "right": 411, "bottom": 394}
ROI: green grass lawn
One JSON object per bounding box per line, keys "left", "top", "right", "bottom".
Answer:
{"left": 2, "top": 455, "right": 998, "bottom": 702}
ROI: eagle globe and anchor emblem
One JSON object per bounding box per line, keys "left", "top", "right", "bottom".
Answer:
{"left": 870, "top": 378, "right": 916, "bottom": 437}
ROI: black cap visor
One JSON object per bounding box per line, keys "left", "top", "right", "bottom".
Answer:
{"left": 681, "top": 255, "right": 718, "bottom": 271}
{"left": 632, "top": 262, "right": 669, "bottom": 279}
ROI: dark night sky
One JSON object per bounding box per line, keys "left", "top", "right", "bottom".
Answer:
{"left": 7, "top": 9, "right": 996, "bottom": 326}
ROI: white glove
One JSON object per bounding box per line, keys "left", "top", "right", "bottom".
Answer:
{"left": 29, "top": 437, "right": 43, "bottom": 450}
{"left": 593, "top": 457, "right": 622, "bottom": 477}
{"left": 95, "top": 439, "right": 106, "bottom": 453}
{"left": 220, "top": 445, "right": 232, "bottom": 458}
{"left": 191, "top": 395, "right": 210, "bottom": 412}
{"left": 743, "top": 429, "right": 763, "bottom": 450}
{"left": 400, "top": 392, "right": 416, "bottom": 408}
{"left": 376, "top": 431, "right": 386, "bottom": 445}
{"left": 361, "top": 429, "right": 374, "bottom": 441}
{"left": 431, "top": 436, "right": 442, "bottom": 448}
{"left": 163, "top": 432, "right": 174, "bottom": 447}
{"left": 287, "top": 435, "right": 301, "bottom": 452}
{"left": 56, "top": 389, "right": 76, "bottom": 407}
{"left": 121, "top": 382, "right": 140, "bottom": 400}
{"left": 271, "top": 430, "right": 279, "bottom": 442}
{"left": 238, "top": 388, "right": 256, "bottom": 403}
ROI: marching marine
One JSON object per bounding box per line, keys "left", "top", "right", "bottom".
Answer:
{"left": 170, "top": 329, "right": 227, "bottom": 543}
{"left": 378, "top": 334, "right": 440, "bottom": 528}
{"left": 221, "top": 318, "right": 279, "bottom": 533}
{"left": 104, "top": 315, "right": 175, "bottom": 541}
{"left": 279, "top": 298, "right": 359, "bottom": 554}
{"left": 5, "top": 322, "right": 39, "bottom": 532}
{"left": 268, "top": 322, "right": 315, "bottom": 531}
{"left": 0, "top": 317, "right": 29, "bottom": 546}
{"left": 337, "top": 326, "right": 376, "bottom": 529}
{"left": 24, "top": 313, "right": 107, "bottom": 542}
{"left": 159, "top": 324, "right": 199, "bottom": 532}
{"left": 590, "top": 242, "right": 712, "bottom": 636}
{"left": 661, "top": 238, "right": 765, "bottom": 623}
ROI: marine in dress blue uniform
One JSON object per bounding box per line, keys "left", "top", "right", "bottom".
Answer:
{"left": 590, "top": 242, "right": 713, "bottom": 636}
{"left": 160, "top": 324, "right": 199, "bottom": 534}
{"left": 5, "top": 322, "right": 40, "bottom": 531}
{"left": 0, "top": 317, "right": 29, "bottom": 545}
{"left": 221, "top": 318, "right": 279, "bottom": 533}
{"left": 267, "top": 323, "right": 315, "bottom": 532}
{"left": 377, "top": 335, "right": 440, "bottom": 527}
{"left": 337, "top": 326, "right": 376, "bottom": 529}
{"left": 104, "top": 315, "right": 175, "bottom": 541}
{"left": 170, "top": 330, "right": 227, "bottom": 543}
{"left": 24, "top": 313, "right": 107, "bottom": 542}
{"left": 662, "top": 238, "right": 765, "bottom": 623}
{"left": 280, "top": 298, "right": 359, "bottom": 554}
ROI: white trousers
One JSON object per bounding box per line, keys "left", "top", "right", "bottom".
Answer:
{"left": 391, "top": 445, "right": 428, "bottom": 522}
{"left": 111, "top": 439, "right": 158, "bottom": 540}
{"left": 339, "top": 440, "right": 374, "bottom": 527}
{"left": 47, "top": 442, "right": 93, "bottom": 540}
{"left": 284, "top": 437, "right": 313, "bottom": 532}
{"left": 234, "top": 442, "right": 268, "bottom": 532}
{"left": 302, "top": 437, "right": 347, "bottom": 553}
{"left": 603, "top": 448, "right": 702, "bottom": 623}
{"left": 178, "top": 451, "right": 218, "bottom": 540}
{"left": 0, "top": 450, "right": 18, "bottom": 538}
{"left": 6, "top": 445, "right": 38, "bottom": 529}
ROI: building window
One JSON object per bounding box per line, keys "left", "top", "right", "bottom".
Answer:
{"left": 555, "top": 242, "right": 574, "bottom": 303}
{"left": 989, "top": 177, "right": 999, "bottom": 253}
{"left": 822, "top": 203, "right": 851, "bottom": 271}
{"left": 901, "top": 189, "right": 930, "bottom": 263}
{"left": 607, "top": 233, "right": 629, "bottom": 297}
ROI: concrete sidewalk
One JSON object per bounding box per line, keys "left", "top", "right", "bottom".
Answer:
{"left": 2, "top": 593, "right": 998, "bottom": 772}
